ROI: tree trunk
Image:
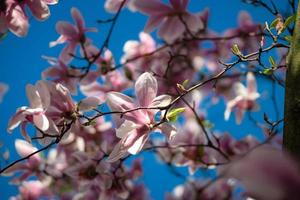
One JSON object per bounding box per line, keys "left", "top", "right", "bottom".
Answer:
{"left": 284, "top": 2, "right": 300, "bottom": 161}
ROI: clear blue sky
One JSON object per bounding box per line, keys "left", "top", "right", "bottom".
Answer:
{"left": 0, "top": 0, "right": 288, "bottom": 199}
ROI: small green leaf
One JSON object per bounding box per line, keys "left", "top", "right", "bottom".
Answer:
{"left": 268, "top": 56, "right": 276, "bottom": 67}
{"left": 182, "top": 79, "right": 189, "bottom": 87}
{"left": 166, "top": 107, "right": 185, "bottom": 122}
{"left": 231, "top": 44, "right": 241, "bottom": 55}
{"left": 284, "top": 14, "right": 296, "bottom": 28}
{"left": 262, "top": 68, "right": 273, "bottom": 75}
{"left": 270, "top": 18, "right": 280, "bottom": 29}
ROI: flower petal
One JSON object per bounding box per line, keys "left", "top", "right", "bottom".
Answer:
{"left": 115, "top": 120, "right": 138, "bottom": 139}
{"left": 78, "top": 96, "right": 101, "bottom": 112}
{"left": 135, "top": 72, "right": 158, "bottom": 107}
{"left": 7, "top": 3, "right": 29, "bottom": 37}
{"left": 56, "top": 21, "right": 77, "bottom": 38}
{"left": 158, "top": 123, "right": 177, "bottom": 140}
{"left": 26, "top": 84, "right": 42, "bottom": 108}
{"left": 150, "top": 94, "right": 172, "bottom": 107}
{"left": 247, "top": 72, "right": 257, "bottom": 94}
{"left": 71, "top": 7, "right": 85, "bottom": 32}
{"left": 7, "top": 108, "right": 27, "bottom": 133}
{"left": 15, "top": 139, "right": 38, "bottom": 158}
{"left": 33, "top": 114, "right": 49, "bottom": 131}
{"left": 106, "top": 92, "right": 135, "bottom": 112}
{"left": 107, "top": 141, "right": 128, "bottom": 162}
{"left": 127, "top": 133, "right": 149, "bottom": 155}
{"left": 133, "top": 0, "right": 171, "bottom": 15}
{"left": 144, "top": 15, "right": 164, "bottom": 33}
{"left": 26, "top": 0, "right": 50, "bottom": 21}
{"left": 36, "top": 80, "right": 50, "bottom": 109}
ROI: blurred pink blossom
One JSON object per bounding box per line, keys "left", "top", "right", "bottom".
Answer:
{"left": 133, "top": 0, "right": 203, "bottom": 42}
{"left": 0, "top": 0, "right": 58, "bottom": 37}
{"left": 224, "top": 72, "right": 260, "bottom": 124}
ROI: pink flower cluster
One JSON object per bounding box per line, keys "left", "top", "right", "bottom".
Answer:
{"left": 7, "top": 80, "right": 101, "bottom": 142}
{"left": 0, "top": 0, "right": 58, "bottom": 37}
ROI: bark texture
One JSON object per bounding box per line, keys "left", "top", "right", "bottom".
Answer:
{"left": 284, "top": 2, "right": 300, "bottom": 161}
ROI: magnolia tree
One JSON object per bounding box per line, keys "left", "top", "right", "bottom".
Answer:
{"left": 1, "top": 0, "right": 300, "bottom": 199}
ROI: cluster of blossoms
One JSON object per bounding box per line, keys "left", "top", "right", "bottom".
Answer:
{"left": 0, "top": 0, "right": 58, "bottom": 37}
{"left": 1, "top": 0, "right": 299, "bottom": 200}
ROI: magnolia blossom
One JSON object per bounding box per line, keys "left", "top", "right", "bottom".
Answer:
{"left": 50, "top": 7, "right": 97, "bottom": 62}
{"left": 42, "top": 58, "right": 81, "bottom": 94}
{"left": 224, "top": 72, "right": 260, "bottom": 124}
{"left": 7, "top": 80, "right": 100, "bottom": 143}
{"left": 121, "top": 32, "right": 157, "bottom": 78}
{"left": 224, "top": 11, "right": 261, "bottom": 53}
{"left": 157, "top": 117, "right": 259, "bottom": 174}
{"left": 0, "top": 0, "right": 58, "bottom": 37}
{"left": 226, "top": 145, "right": 300, "bottom": 200}
{"left": 157, "top": 118, "right": 207, "bottom": 174}
{"left": 7, "top": 81, "right": 50, "bottom": 141}
{"left": 133, "top": 0, "right": 203, "bottom": 42}
{"left": 106, "top": 72, "right": 176, "bottom": 162}
{"left": 42, "top": 56, "right": 99, "bottom": 95}
{"left": 122, "top": 32, "right": 156, "bottom": 64}
{"left": 10, "top": 180, "right": 52, "bottom": 200}
{"left": 3, "top": 140, "right": 42, "bottom": 184}
{"left": 0, "top": 82, "right": 8, "bottom": 103}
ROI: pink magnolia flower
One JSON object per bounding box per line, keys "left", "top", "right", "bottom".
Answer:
{"left": 11, "top": 180, "right": 52, "bottom": 200}
{"left": 44, "top": 81, "right": 100, "bottom": 126}
{"left": 42, "top": 56, "right": 99, "bottom": 95}
{"left": 106, "top": 72, "right": 175, "bottom": 162}
{"left": 121, "top": 32, "right": 156, "bottom": 64}
{"left": 121, "top": 32, "right": 157, "bottom": 78}
{"left": 218, "top": 133, "right": 259, "bottom": 157}
{"left": 224, "top": 11, "right": 261, "bottom": 53}
{"left": 0, "top": 82, "right": 8, "bottom": 103}
{"left": 158, "top": 118, "right": 207, "bottom": 174}
{"left": 42, "top": 58, "right": 81, "bottom": 95}
{"left": 224, "top": 72, "right": 260, "bottom": 124}
{"left": 0, "top": 0, "right": 58, "bottom": 37}
{"left": 8, "top": 80, "right": 100, "bottom": 143}
{"left": 3, "top": 140, "right": 42, "bottom": 184}
{"left": 43, "top": 149, "right": 68, "bottom": 178}
{"left": 133, "top": 0, "right": 203, "bottom": 42}
{"left": 226, "top": 145, "right": 300, "bottom": 200}
{"left": 7, "top": 81, "right": 50, "bottom": 141}
{"left": 50, "top": 7, "right": 97, "bottom": 62}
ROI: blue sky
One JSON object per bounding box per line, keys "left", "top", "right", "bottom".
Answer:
{"left": 0, "top": 0, "right": 289, "bottom": 199}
